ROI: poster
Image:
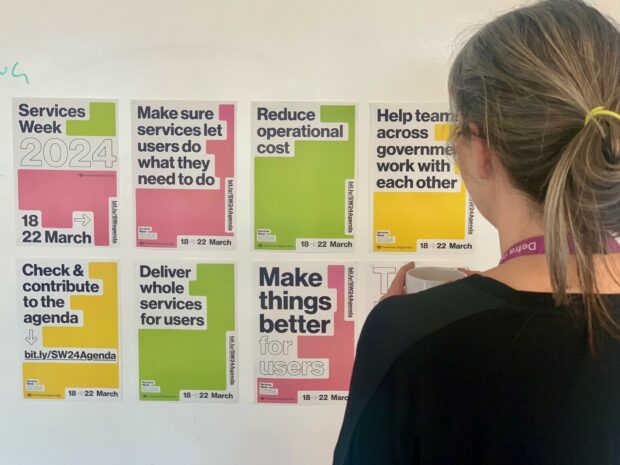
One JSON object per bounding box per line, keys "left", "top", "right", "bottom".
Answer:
{"left": 255, "top": 262, "right": 357, "bottom": 404}
{"left": 253, "top": 102, "right": 355, "bottom": 252}
{"left": 19, "top": 259, "right": 120, "bottom": 400}
{"left": 133, "top": 101, "right": 235, "bottom": 249}
{"left": 366, "top": 261, "right": 407, "bottom": 309}
{"left": 138, "top": 262, "right": 236, "bottom": 402}
{"left": 366, "top": 261, "right": 473, "bottom": 313}
{"left": 371, "top": 103, "right": 476, "bottom": 253}
{"left": 14, "top": 98, "right": 119, "bottom": 247}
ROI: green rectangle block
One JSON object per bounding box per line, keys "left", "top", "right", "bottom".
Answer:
{"left": 66, "top": 102, "right": 116, "bottom": 136}
{"left": 138, "top": 264, "right": 235, "bottom": 401}
{"left": 254, "top": 105, "right": 355, "bottom": 250}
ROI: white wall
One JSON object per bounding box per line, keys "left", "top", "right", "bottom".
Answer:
{"left": 1, "top": 1, "right": 618, "bottom": 464}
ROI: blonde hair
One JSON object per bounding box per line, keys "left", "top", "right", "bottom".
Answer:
{"left": 448, "top": 0, "right": 620, "bottom": 353}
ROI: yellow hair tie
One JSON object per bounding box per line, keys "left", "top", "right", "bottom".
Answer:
{"left": 584, "top": 106, "right": 620, "bottom": 125}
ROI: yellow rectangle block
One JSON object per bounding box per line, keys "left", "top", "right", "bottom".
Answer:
{"left": 23, "top": 362, "right": 119, "bottom": 399}
{"left": 434, "top": 123, "right": 453, "bottom": 141}
{"left": 373, "top": 189, "right": 467, "bottom": 252}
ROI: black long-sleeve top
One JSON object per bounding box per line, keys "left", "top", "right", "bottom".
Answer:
{"left": 334, "top": 274, "right": 620, "bottom": 465}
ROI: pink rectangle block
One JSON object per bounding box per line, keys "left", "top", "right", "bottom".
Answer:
{"left": 18, "top": 170, "right": 117, "bottom": 246}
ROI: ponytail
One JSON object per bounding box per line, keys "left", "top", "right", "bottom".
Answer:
{"left": 448, "top": 0, "right": 620, "bottom": 353}
{"left": 544, "top": 112, "right": 620, "bottom": 353}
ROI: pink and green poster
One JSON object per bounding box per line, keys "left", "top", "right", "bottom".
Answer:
{"left": 14, "top": 98, "right": 119, "bottom": 247}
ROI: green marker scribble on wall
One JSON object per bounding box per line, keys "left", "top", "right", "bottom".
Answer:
{"left": 66, "top": 102, "right": 116, "bottom": 136}
{"left": 138, "top": 264, "right": 235, "bottom": 401}
{"left": 254, "top": 105, "right": 356, "bottom": 249}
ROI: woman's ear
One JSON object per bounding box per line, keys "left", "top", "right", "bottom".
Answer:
{"left": 467, "top": 122, "right": 494, "bottom": 180}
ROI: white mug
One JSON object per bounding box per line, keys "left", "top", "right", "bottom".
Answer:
{"left": 405, "top": 267, "right": 467, "bottom": 294}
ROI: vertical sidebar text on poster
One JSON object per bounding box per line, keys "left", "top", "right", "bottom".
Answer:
{"left": 19, "top": 259, "right": 120, "bottom": 400}
{"left": 133, "top": 101, "right": 235, "bottom": 249}
{"left": 370, "top": 103, "right": 476, "bottom": 254}
{"left": 253, "top": 103, "right": 356, "bottom": 252}
{"left": 255, "top": 262, "right": 357, "bottom": 404}
{"left": 13, "top": 98, "right": 119, "bottom": 247}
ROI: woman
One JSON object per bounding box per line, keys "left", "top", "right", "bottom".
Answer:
{"left": 334, "top": 1, "right": 620, "bottom": 464}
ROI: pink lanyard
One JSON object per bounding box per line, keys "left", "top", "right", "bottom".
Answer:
{"left": 499, "top": 235, "right": 620, "bottom": 265}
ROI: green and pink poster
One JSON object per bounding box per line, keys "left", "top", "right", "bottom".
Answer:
{"left": 14, "top": 98, "right": 119, "bottom": 247}
{"left": 253, "top": 102, "right": 356, "bottom": 252}
{"left": 137, "top": 261, "right": 237, "bottom": 402}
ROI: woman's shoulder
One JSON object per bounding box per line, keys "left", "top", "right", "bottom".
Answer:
{"left": 353, "top": 275, "right": 512, "bottom": 380}
{"left": 363, "top": 275, "right": 508, "bottom": 344}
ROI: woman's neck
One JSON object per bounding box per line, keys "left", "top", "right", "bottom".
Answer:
{"left": 481, "top": 186, "right": 620, "bottom": 293}
{"left": 482, "top": 253, "right": 620, "bottom": 294}
{"left": 488, "top": 206, "right": 620, "bottom": 293}
{"left": 493, "top": 199, "right": 545, "bottom": 257}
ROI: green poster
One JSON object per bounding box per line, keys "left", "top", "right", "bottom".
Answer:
{"left": 137, "top": 262, "right": 236, "bottom": 402}
{"left": 253, "top": 103, "right": 356, "bottom": 252}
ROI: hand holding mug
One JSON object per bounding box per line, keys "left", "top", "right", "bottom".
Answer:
{"left": 381, "top": 263, "right": 474, "bottom": 300}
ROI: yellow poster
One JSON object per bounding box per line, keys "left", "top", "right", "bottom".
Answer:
{"left": 20, "top": 259, "right": 120, "bottom": 400}
{"left": 371, "top": 103, "right": 476, "bottom": 254}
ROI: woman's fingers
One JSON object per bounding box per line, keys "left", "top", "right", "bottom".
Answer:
{"left": 381, "top": 262, "right": 416, "bottom": 300}
{"left": 380, "top": 264, "right": 476, "bottom": 301}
